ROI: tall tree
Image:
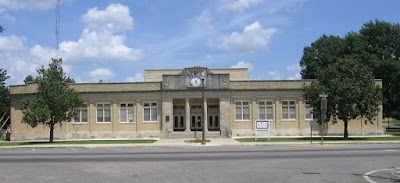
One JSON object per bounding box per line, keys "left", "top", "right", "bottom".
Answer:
{"left": 358, "top": 20, "right": 400, "bottom": 119}
{"left": 0, "top": 25, "right": 8, "bottom": 117}
{"left": 21, "top": 58, "right": 83, "bottom": 142}
{"left": 24, "top": 75, "right": 35, "bottom": 84}
{"left": 300, "top": 35, "right": 345, "bottom": 79}
{"left": 304, "top": 59, "right": 382, "bottom": 139}
{"left": 0, "top": 69, "right": 10, "bottom": 118}
{"left": 300, "top": 20, "right": 400, "bottom": 119}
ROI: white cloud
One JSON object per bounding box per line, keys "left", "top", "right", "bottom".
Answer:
{"left": 231, "top": 61, "right": 254, "bottom": 70}
{"left": 217, "top": 21, "right": 277, "bottom": 53}
{"left": 59, "top": 29, "right": 143, "bottom": 62}
{"left": 0, "top": 35, "right": 25, "bottom": 50}
{"left": 88, "top": 68, "right": 115, "bottom": 82}
{"left": 82, "top": 3, "right": 133, "bottom": 32}
{"left": 63, "top": 65, "right": 72, "bottom": 74}
{"left": 1, "top": 3, "right": 144, "bottom": 85}
{"left": 0, "top": 50, "right": 40, "bottom": 84}
{"left": 32, "top": 3, "right": 143, "bottom": 63}
{"left": 220, "top": 0, "right": 263, "bottom": 12}
{"left": 29, "top": 45, "right": 55, "bottom": 64}
{"left": 286, "top": 64, "right": 301, "bottom": 80}
{"left": 126, "top": 73, "right": 144, "bottom": 82}
{"left": 196, "top": 9, "right": 213, "bottom": 31}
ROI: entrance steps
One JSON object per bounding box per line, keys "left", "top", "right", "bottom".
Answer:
{"left": 161, "top": 131, "right": 227, "bottom": 139}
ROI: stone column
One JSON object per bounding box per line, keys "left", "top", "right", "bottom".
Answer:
{"left": 135, "top": 100, "right": 141, "bottom": 132}
{"left": 252, "top": 98, "right": 257, "bottom": 130}
{"left": 274, "top": 98, "right": 281, "bottom": 130}
{"left": 89, "top": 100, "right": 95, "bottom": 133}
{"left": 112, "top": 100, "right": 118, "bottom": 133}
{"left": 297, "top": 97, "right": 304, "bottom": 130}
{"left": 161, "top": 98, "right": 173, "bottom": 131}
{"left": 185, "top": 98, "right": 191, "bottom": 132}
{"left": 219, "top": 98, "right": 231, "bottom": 137}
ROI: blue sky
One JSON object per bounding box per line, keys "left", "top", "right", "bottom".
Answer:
{"left": 0, "top": 0, "right": 399, "bottom": 84}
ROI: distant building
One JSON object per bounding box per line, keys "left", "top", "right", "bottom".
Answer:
{"left": 9, "top": 67, "right": 383, "bottom": 140}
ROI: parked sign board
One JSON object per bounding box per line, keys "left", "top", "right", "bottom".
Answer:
{"left": 255, "top": 120, "right": 270, "bottom": 141}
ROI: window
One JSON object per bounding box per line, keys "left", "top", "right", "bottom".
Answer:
{"left": 259, "top": 101, "right": 273, "bottom": 120}
{"left": 282, "top": 100, "right": 296, "bottom": 120}
{"left": 120, "top": 103, "right": 134, "bottom": 122}
{"left": 74, "top": 104, "right": 88, "bottom": 123}
{"left": 144, "top": 102, "right": 158, "bottom": 122}
{"left": 97, "top": 103, "right": 111, "bottom": 122}
{"left": 235, "top": 101, "right": 250, "bottom": 120}
{"left": 305, "top": 102, "right": 313, "bottom": 119}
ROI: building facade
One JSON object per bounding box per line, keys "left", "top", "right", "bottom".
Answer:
{"left": 9, "top": 67, "right": 384, "bottom": 140}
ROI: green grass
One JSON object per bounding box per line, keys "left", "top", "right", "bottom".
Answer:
{"left": 0, "top": 139, "right": 156, "bottom": 147}
{"left": 188, "top": 139, "right": 212, "bottom": 143}
{"left": 386, "top": 128, "right": 400, "bottom": 136}
{"left": 237, "top": 136, "right": 400, "bottom": 143}
{"left": 384, "top": 118, "right": 400, "bottom": 125}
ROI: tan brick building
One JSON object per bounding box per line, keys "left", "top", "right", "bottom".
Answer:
{"left": 9, "top": 67, "right": 384, "bottom": 140}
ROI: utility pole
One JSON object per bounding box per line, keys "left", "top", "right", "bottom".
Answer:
{"left": 319, "top": 93, "right": 328, "bottom": 145}
{"left": 201, "top": 78, "right": 206, "bottom": 145}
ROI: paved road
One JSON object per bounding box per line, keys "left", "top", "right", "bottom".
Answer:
{"left": 0, "top": 144, "right": 399, "bottom": 183}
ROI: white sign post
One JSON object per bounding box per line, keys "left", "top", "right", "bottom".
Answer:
{"left": 255, "top": 120, "right": 270, "bottom": 141}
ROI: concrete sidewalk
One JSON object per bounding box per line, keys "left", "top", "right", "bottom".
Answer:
{"left": 152, "top": 138, "right": 242, "bottom": 147}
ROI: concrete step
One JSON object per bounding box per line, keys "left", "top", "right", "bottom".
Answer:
{"left": 161, "top": 131, "right": 227, "bottom": 139}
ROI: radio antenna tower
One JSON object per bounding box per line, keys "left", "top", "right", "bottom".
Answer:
{"left": 53, "top": 0, "right": 61, "bottom": 61}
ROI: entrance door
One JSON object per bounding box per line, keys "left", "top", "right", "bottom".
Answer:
{"left": 190, "top": 105, "right": 202, "bottom": 131}
{"left": 173, "top": 105, "right": 185, "bottom": 131}
{"left": 208, "top": 115, "right": 219, "bottom": 131}
{"left": 208, "top": 104, "right": 220, "bottom": 131}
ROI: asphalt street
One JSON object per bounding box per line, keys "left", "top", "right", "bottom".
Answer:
{"left": 0, "top": 144, "right": 399, "bottom": 183}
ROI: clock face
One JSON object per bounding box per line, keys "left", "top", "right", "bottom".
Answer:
{"left": 190, "top": 77, "right": 202, "bottom": 87}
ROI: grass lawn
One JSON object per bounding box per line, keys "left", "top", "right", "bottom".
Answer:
{"left": 236, "top": 136, "right": 400, "bottom": 143}
{"left": 384, "top": 118, "right": 400, "bottom": 125}
{"left": 186, "top": 139, "right": 212, "bottom": 143}
{"left": 386, "top": 128, "right": 400, "bottom": 136}
{"left": 0, "top": 139, "right": 157, "bottom": 146}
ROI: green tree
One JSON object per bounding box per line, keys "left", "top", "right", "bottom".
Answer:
{"left": 0, "top": 25, "right": 9, "bottom": 129}
{"left": 300, "top": 20, "right": 400, "bottom": 119}
{"left": 24, "top": 75, "right": 35, "bottom": 84}
{"left": 0, "top": 69, "right": 10, "bottom": 120}
{"left": 358, "top": 20, "right": 400, "bottom": 119}
{"left": 300, "top": 35, "right": 345, "bottom": 79}
{"left": 304, "top": 59, "right": 382, "bottom": 139}
{"left": 21, "top": 58, "right": 83, "bottom": 142}
{"left": 24, "top": 75, "right": 75, "bottom": 84}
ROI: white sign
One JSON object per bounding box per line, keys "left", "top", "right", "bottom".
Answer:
{"left": 256, "top": 121, "right": 269, "bottom": 130}
{"left": 255, "top": 120, "right": 270, "bottom": 141}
